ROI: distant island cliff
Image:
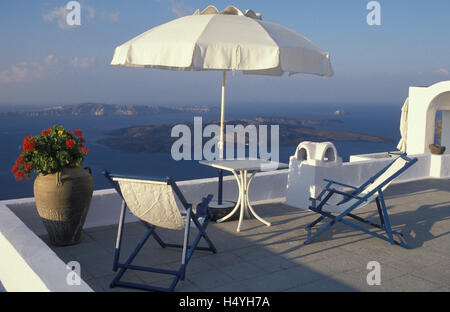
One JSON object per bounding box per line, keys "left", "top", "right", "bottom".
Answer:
{"left": 0, "top": 103, "right": 215, "bottom": 117}
{"left": 97, "top": 117, "right": 394, "bottom": 153}
{"left": 0, "top": 103, "right": 394, "bottom": 152}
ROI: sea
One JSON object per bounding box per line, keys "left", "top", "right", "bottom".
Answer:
{"left": 0, "top": 103, "right": 402, "bottom": 200}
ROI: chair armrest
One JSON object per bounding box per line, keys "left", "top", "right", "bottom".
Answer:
{"left": 388, "top": 151, "right": 403, "bottom": 157}
{"left": 309, "top": 197, "right": 317, "bottom": 209}
{"left": 203, "top": 194, "right": 214, "bottom": 206}
{"left": 327, "top": 188, "right": 365, "bottom": 201}
{"left": 311, "top": 182, "right": 362, "bottom": 210}
{"left": 197, "top": 194, "right": 214, "bottom": 216}
{"left": 388, "top": 152, "right": 417, "bottom": 163}
{"left": 323, "top": 179, "right": 358, "bottom": 190}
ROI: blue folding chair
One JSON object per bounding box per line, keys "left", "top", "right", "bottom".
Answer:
{"left": 305, "top": 153, "right": 418, "bottom": 248}
{"left": 103, "top": 171, "right": 217, "bottom": 292}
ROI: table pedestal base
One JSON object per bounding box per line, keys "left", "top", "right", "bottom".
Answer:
{"left": 216, "top": 169, "right": 271, "bottom": 232}
{"left": 207, "top": 200, "right": 236, "bottom": 222}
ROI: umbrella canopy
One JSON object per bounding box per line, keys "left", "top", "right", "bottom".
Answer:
{"left": 397, "top": 98, "right": 409, "bottom": 153}
{"left": 111, "top": 5, "right": 334, "bottom": 205}
{"left": 111, "top": 5, "right": 333, "bottom": 76}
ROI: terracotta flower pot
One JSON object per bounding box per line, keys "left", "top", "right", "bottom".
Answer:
{"left": 34, "top": 167, "right": 94, "bottom": 246}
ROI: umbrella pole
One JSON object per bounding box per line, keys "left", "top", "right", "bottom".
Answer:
{"left": 218, "top": 70, "right": 226, "bottom": 204}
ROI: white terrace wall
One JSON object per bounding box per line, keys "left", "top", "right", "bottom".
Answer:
{"left": 285, "top": 152, "right": 437, "bottom": 209}
{"left": 407, "top": 81, "right": 450, "bottom": 155}
{"left": 5, "top": 170, "right": 290, "bottom": 237}
{"left": 0, "top": 202, "right": 93, "bottom": 292}
{"left": 4, "top": 151, "right": 446, "bottom": 239}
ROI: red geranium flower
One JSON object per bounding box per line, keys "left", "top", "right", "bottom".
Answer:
{"left": 80, "top": 147, "right": 89, "bottom": 155}
{"left": 23, "top": 136, "right": 35, "bottom": 152}
{"left": 14, "top": 170, "right": 25, "bottom": 181}
{"left": 24, "top": 162, "right": 33, "bottom": 172}
{"left": 13, "top": 126, "right": 89, "bottom": 181}
{"left": 66, "top": 139, "right": 75, "bottom": 149}
{"left": 16, "top": 153, "right": 24, "bottom": 164}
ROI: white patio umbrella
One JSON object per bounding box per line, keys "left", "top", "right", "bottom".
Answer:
{"left": 397, "top": 98, "right": 409, "bottom": 153}
{"left": 111, "top": 5, "right": 333, "bottom": 204}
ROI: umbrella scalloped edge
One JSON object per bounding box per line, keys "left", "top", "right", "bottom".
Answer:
{"left": 193, "top": 5, "right": 262, "bottom": 20}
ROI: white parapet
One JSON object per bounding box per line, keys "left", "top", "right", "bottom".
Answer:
{"left": 5, "top": 169, "right": 290, "bottom": 237}
{"left": 286, "top": 141, "right": 449, "bottom": 210}
{"left": 0, "top": 201, "right": 93, "bottom": 292}
{"left": 429, "top": 154, "right": 450, "bottom": 178}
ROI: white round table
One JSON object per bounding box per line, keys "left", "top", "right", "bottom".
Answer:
{"left": 199, "top": 159, "right": 288, "bottom": 232}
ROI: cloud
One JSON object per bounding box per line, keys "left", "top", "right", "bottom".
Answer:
{"left": 69, "top": 56, "right": 96, "bottom": 69}
{"left": 0, "top": 62, "right": 43, "bottom": 83}
{"left": 85, "top": 5, "right": 96, "bottom": 20}
{"left": 43, "top": 54, "right": 59, "bottom": 65}
{"left": 169, "top": 0, "right": 193, "bottom": 17}
{"left": 435, "top": 68, "right": 449, "bottom": 76}
{"left": 101, "top": 11, "right": 120, "bottom": 22}
{"left": 0, "top": 55, "right": 95, "bottom": 84}
{"left": 43, "top": 6, "right": 71, "bottom": 30}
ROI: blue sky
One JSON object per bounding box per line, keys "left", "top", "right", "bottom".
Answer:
{"left": 0, "top": 0, "right": 449, "bottom": 107}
